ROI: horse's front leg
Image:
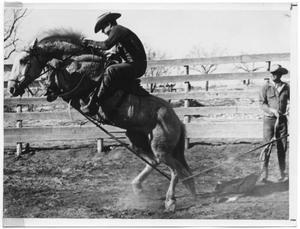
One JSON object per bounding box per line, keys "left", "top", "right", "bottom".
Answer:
{"left": 126, "top": 130, "right": 157, "bottom": 194}
{"left": 130, "top": 151, "right": 158, "bottom": 194}
{"left": 132, "top": 163, "right": 156, "bottom": 194}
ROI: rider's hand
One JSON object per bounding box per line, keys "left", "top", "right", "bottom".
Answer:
{"left": 82, "top": 39, "right": 94, "bottom": 48}
{"left": 48, "top": 59, "right": 63, "bottom": 68}
{"left": 105, "top": 52, "right": 122, "bottom": 63}
{"left": 104, "top": 52, "right": 113, "bottom": 59}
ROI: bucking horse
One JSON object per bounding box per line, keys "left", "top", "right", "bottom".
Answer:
{"left": 7, "top": 29, "right": 196, "bottom": 211}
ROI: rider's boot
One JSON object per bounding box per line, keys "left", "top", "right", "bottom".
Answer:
{"left": 81, "top": 97, "right": 99, "bottom": 116}
{"left": 81, "top": 83, "right": 107, "bottom": 116}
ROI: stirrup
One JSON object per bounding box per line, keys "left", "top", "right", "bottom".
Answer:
{"left": 80, "top": 103, "right": 98, "bottom": 116}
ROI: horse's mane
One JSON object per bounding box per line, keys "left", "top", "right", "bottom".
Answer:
{"left": 36, "top": 29, "right": 86, "bottom": 56}
{"left": 39, "top": 29, "right": 85, "bottom": 45}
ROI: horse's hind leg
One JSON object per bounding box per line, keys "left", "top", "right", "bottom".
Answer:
{"left": 164, "top": 154, "right": 197, "bottom": 211}
{"left": 164, "top": 156, "right": 179, "bottom": 212}
{"left": 174, "top": 160, "right": 197, "bottom": 199}
{"left": 150, "top": 125, "right": 196, "bottom": 211}
{"left": 149, "top": 133, "right": 179, "bottom": 211}
{"left": 126, "top": 130, "right": 157, "bottom": 193}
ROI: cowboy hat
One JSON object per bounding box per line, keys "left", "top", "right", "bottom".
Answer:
{"left": 94, "top": 12, "right": 121, "bottom": 33}
{"left": 270, "top": 64, "right": 288, "bottom": 75}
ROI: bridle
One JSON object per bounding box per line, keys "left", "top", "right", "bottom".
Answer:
{"left": 10, "top": 46, "right": 75, "bottom": 97}
{"left": 8, "top": 47, "right": 49, "bottom": 96}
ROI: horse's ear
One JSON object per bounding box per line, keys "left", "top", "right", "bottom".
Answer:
{"left": 33, "top": 38, "right": 38, "bottom": 48}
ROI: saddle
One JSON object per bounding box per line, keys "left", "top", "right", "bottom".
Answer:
{"left": 118, "top": 78, "right": 149, "bottom": 97}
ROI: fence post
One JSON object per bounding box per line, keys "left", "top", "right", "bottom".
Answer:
{"left": 16, "top": 105, "right": 23, "bottom": 157}
{"left": 184, "top": 65, "right": 189, "bottom": 75}
{"left": 266, "top": 61, "right": 271, "bottom": 71}
{"left": 183, "top": 65, "right": 191, "bottom": 149}
{"left": 97, "top": 139, "right": 104, "bottom": 153}
{"left": 264, "top": 61, "right": 272, "bottom": 82}
{"left": 205, "top": 79, "right": 209, "bottom": 91}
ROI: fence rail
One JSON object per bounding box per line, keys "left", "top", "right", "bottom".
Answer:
{"left": 3, "top": 52, "right": 290, "bottom": 71}
{"left": 4, "top": 90, "right": 260, "bottom": 106}
{"left": 4, "top": 53, "right": 290, "bottom": 154}
{"left": 3, "top": 72, "right": 288, "bottom": 88}
{"left": 4, "top": 121, "right": 262, "bottom": 147}
{"left": 147, "top": 53, "right": 289, "bottom": 67}
{"left": 4, "top": 105, "right": 261, "bottom": 121}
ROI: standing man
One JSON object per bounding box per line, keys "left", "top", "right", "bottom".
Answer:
{"left": 82, "top": 12, "right": 147, "bottom": 115}
{"left": 259, "top": 64, "right": 289, "bottom": 182}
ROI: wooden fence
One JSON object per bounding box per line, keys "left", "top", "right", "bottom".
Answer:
{"left": 3, "top": 53, "right": 290, "bottom": 155}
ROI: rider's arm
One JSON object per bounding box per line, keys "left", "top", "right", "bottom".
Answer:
{"left": 94, "top": 26, "right": 127, "bottom": 50}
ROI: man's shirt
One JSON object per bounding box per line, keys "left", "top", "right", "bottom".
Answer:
{"left": 95, "top": 25, "right": 147, "bottom": 65}
{"left": 259, "top": 80, "right": 290, "bottom": 117}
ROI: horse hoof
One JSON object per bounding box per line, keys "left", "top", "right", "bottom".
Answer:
{"left": 164, "top": 199, "right": 176, "bottom": 212}
{"left": 132, "top": 182, "right": 143, "bottom": 195}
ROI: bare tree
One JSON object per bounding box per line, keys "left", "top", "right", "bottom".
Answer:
{"left": 186, "top": 45, "right": 227, "bottom": 90}
{"left": 144, "top": 45, "right": 170, "bottom": 92}
{"left": 4, "top": 8, "right": 28, "bottom": 60}
{"left": 234, "top": 62, "right": 265, "bottom": 86}
{"left": 186, "top": 46, "right": 228, "bottom": 73}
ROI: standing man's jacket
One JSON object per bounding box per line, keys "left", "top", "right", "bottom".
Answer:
{"left": 259, "top": 81, "right": 290, "bottom": 117}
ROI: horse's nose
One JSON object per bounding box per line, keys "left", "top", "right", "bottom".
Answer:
{"left": 9, "top": 87, "right": 15, "bottom": 95}
{"left": 8, "top": 86, "right": 20, "bottom": 96}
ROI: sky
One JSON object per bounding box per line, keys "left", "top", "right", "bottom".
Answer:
{"left": 4, "top": 2, "right": 292, "bottom": 63}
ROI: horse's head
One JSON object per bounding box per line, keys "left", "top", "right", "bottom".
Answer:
{"left": 8, "top": 39, "right": 48, "bottom": 97}
{"left": 8, "top": 29, "right": 108, "bottom": 98}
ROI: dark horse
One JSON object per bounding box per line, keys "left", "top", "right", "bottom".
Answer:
{"left": 7, "top": 30, "right": 196, "bottom": 211}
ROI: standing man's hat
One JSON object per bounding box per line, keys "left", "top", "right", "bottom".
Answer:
{"left": 270, "top": 64, "right": 288, "bottom": 75}
{"left": 94, "top": 12, "right": 121, "bottom": 33}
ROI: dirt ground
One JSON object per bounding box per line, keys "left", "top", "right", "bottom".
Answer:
{"left": 3, "top": 140, "right": 289, "bottom": 219}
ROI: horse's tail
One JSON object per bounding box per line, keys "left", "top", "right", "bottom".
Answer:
{"left": 175, "top": 122, "right": 190, "bottom": 172}
{"left": 174, "top": 122, "right": 196, "bottom": 197}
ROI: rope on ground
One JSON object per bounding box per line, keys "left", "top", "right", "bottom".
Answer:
{"left": 182, "top": 134, "right": 289, "bottom": 182}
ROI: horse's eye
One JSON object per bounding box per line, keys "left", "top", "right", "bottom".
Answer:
{"left": 20, "top": 55, "right": 30, "bottom": 64}
{"left": 20, "top": 59, "right": 27, "bottom": 65}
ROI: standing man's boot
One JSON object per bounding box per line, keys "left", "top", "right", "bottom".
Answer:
{"left": 278, "top": 170, "right": 287, "bottom": 182}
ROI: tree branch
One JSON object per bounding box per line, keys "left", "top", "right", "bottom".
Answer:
{"left": 201, "top": 65, "right": 208, "bottom": 73}
{"left": 4, "top": 9, "right": 27, "bottom": 41}
{"left": 4, "top": 36, "right": 19, "bottom": 49}
{"left": 207, "top": 64, "right": 217, "bottom": 73}
{"left": 235, "top": 64, "right": 251, "bottom": 72}
{"left": 4, "top": 48, "right": 16, "bottom": 60}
